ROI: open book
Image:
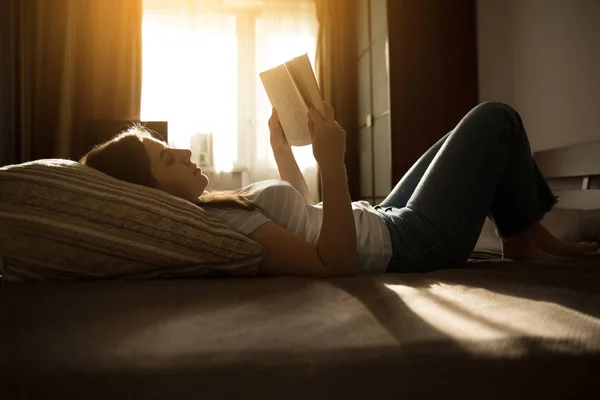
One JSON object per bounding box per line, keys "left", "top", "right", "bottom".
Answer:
{"left": 259, "top": 53, "right": 325, "bottom": 146}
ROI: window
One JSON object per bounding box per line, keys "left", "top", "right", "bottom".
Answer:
{"left": 141, "top": 0, "right": 318, "bottom": 178}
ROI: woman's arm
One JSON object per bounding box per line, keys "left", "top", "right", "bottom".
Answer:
{"left": 309, "top": 103, "right": 357, "bottom": 274}
{"left": 249, "top": 221, "right": 354, "bottom": 277}
{"left": 273, "top": 146, "right": 314, "bottom": 205}
{"left": 250, "top": 103, "right": 357, "bottom": 277}
{"left": 249, "top": 162, "right": 356, "bottom": 277}
{"left": 269, "top": 109, "right": 314, "bottom": 204}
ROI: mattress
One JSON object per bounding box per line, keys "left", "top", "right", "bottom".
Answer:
{"left": 1, "top": 255, "right": 599, "bottom": 399}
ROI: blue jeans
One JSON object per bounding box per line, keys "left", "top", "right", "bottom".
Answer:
{"left": 375, "top": 102, "right": 557, "bottom": 273}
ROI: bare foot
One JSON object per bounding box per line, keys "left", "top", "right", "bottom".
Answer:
{"left": 527, "top": 222, "right": 599, "bottom": 257}
{"left": 502, "top": 237, "right": 558, "bottom": 261}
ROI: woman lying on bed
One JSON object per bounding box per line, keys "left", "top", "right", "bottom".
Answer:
{"left": 80, "top": 102, "right": 598, "bottom": 278}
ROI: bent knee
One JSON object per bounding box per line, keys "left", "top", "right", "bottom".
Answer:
{"left": 473, "top": 101, "right": 518, "bottom": 117}
{"left": 473, "top": 101, "right": 520, "bottom": 120}
{"left": 467, "top": 101, "right": 523, "bottom": 137}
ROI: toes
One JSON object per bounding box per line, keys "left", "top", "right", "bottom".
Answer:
{"left": 579, "top": 241, "right": 599, "bottom": 253}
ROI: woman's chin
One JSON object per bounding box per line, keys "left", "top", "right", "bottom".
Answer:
{"left": 196, "top": 173, "right": 209, "bottom": 193}
{"left": 200, "top": 172, "right": 209, "bottom": 186}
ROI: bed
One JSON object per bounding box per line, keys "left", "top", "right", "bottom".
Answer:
{"left": 1, "top": 143, "right": 599, "bottom": 399}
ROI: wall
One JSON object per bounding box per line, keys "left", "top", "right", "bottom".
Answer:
{"left": 477, "top": 0, "right": 600, "bottom": 152}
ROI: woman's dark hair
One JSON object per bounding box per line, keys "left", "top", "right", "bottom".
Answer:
{"left": 80, "top": 126, "right": 259, "bottom": 211}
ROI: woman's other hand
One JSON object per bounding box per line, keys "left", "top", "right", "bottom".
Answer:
{"left": 307, "top": 101, "right": 346, "bottom": 170}
{"left": 269, "top": 108, "right": 290, "bottom": 154}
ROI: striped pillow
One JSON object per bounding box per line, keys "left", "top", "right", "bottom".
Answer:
{"left": 0, "top": 159, "right": 265, "bottom": 282}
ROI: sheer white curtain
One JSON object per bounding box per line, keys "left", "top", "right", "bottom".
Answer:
{"left": 141, "top": 0, "right": 319, "bottom": 197}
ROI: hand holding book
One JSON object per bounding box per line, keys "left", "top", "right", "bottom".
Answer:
{"left": 268, "top": 108, "right": 289, "bottom": 153}
{"left": 307, "top": 102, "right": 346, "bottom": 170}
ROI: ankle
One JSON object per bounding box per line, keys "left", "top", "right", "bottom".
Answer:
{"left": 501, "top": 222, "right": 540, "bottom": 244}
{"left": 502, "top": 237, "right": 555, "bottom": 261}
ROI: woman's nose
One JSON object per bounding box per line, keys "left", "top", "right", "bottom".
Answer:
{"left": 175, "top": 148, "right": 193, "bottom": 160}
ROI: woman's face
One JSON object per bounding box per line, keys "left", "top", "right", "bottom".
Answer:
{"left": 143, "top": 137, "right": 209, "bottom": 202}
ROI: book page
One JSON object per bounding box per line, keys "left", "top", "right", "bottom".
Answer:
{"left": 259, "top": 64, "right": 312, "bottom": 146}
{"left": 285, "top": 53, "right": 325, "bottom": 117}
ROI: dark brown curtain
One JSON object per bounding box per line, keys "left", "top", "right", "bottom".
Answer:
{"left": 0, "top": 0, "right": 142, "bottom": 165}
{"left": 314, "top": 0, "right": 360, "bottom": 200}
{"left": 387, "top": 0, "right": 478, "bottom": 182}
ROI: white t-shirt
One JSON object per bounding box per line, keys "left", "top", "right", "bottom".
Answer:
{"left": 203, "top": 180, "right": 392, "bottom": 273}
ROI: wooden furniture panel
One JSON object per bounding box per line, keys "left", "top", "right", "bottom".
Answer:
{"left": 357, "top": 50, "right": 372, "bottom": 125}
{"left": 357, "top": 0, "right": 370, "bottom": 55}
{"left": 373, "top": 114, "right": 392, "bottom": 198}
{"left": 356, "top": 0, "right": 391, "bottom": 203}
{"left": 370, "top": 0, "right": 388, "bottom": 41}
{"left": 534, "top": 141, "right": 600, "bottom": 210}
{"left": 371, "top": 35, "right": 389, "bottom": 117}
{"left": 358, "top": 126, "right": 373, "bottom": 198}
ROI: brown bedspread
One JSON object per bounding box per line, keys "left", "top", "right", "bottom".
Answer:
{"left": 1, "top": 256, "right": 599, "bottom": 399}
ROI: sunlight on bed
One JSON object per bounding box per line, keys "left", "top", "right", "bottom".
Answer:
{"left": 384, "top": 282, "right": 600, "bottom": 355}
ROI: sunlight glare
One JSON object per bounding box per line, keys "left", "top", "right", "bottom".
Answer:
{"left": 141, "top": 5, "right": 318, "bottom": 174}
{"left": 141, "top": 17, "right": 238, "bottom": 172}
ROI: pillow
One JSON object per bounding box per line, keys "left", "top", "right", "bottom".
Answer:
{"left": 0, "top": 159, "right": 265, "bottom": 282}
{"left": 475, "top": 208, "right": 600, "bottom": 255}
